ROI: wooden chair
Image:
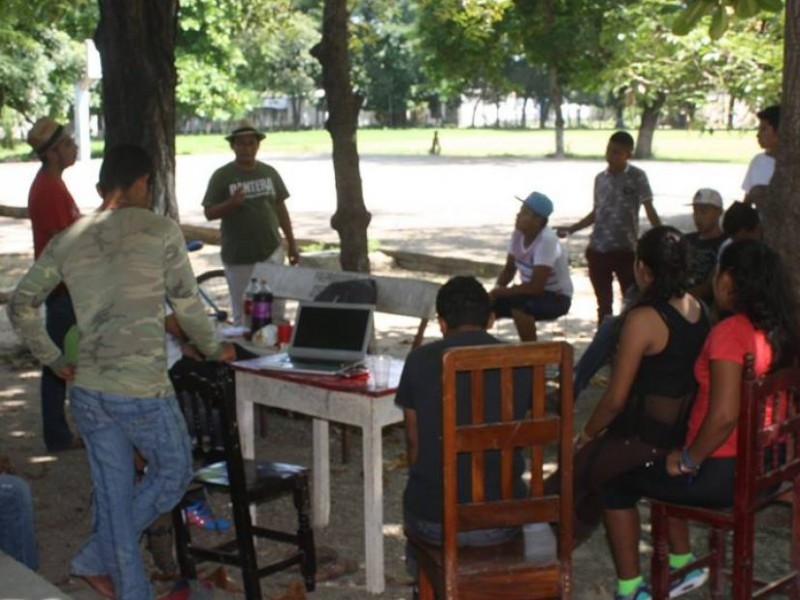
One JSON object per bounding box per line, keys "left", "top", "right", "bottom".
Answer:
{"left": 170, "top": 364, "right": 316, "bottom": 600}
{"left": 408, "top": 341, "right": 574, "bottom": 599}
{"left": 649, "top": 355, "right": 800, "bottom": 600}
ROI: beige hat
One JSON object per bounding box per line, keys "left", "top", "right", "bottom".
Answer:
{"left": 225, "top": 119, "right": 265, "bottom": 142}
{"left": 27, "top": 117, "right": 67, "bottom": 155}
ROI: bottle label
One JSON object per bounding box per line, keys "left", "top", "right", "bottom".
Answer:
{"left": 264, "top": 299, "right": 272, "bottom": 322}
{"left": 244, "top": 299, "right": 253, "bottom": 316}
{"left": 253, "top": 301, "right": 268, "bottom": 320}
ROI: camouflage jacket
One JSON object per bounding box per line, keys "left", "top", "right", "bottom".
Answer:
{"left": 8, "top": 207, "right": 222, "bottom": 397}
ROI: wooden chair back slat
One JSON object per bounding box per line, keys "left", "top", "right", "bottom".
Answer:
{"left": 416, "top": 341, "right": 574, "bottom": 600}
{"left": 458, "top": 497, "right": 561, "bottom": 530}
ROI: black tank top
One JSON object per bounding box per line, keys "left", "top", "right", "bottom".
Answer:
{"left": 609, "top": 300, "right": 710, "bottom": 446}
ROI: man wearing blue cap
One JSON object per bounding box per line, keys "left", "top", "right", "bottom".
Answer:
{"left": 491, "top": 191, "right": 573, "bottom": 341}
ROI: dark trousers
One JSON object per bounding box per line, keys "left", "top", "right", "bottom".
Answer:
{"left": 586, "top": 248, "right": 635, "bottom": 324}
{"left": 42, "top": 291, "right": 76, "bottom": 451}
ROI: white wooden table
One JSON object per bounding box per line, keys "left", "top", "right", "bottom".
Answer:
{"left": 233, "top": 357, "right": 404, "bottom": 594}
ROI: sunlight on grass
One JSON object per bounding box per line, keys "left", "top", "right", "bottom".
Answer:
{"left": 0, "top": 127, "right": 759, "bottom": 164}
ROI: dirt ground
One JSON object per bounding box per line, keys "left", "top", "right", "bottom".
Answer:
{"left": 0, "top": 248, "right": 794, "bottom": 600}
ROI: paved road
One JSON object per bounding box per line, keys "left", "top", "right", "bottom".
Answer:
{"left": 1, "top": 152, "right": 747, "bottom": 263}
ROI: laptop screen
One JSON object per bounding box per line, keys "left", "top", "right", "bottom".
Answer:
{"left": 288, "top": 301, "right": 374, "bottom": 362}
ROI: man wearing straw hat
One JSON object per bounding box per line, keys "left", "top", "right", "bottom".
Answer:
{"left": 202, "top": 120, "right": 299, "bottom": 326}
{"left": 26, "top": 117, "right": 82, "bottom": 452}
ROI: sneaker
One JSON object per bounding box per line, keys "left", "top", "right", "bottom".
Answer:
{"left": 184, "top": 501, "right": 231, "bottom": 531}
{"left": 669, "top": 567, "right": 709, "bottom": 598}
{"left": 614, "top": 583, "right": 651, "bottom": 600}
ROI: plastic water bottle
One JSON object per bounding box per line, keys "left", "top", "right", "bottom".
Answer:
{"left": 243, "top": 278, "right": 258, "bottom": 329}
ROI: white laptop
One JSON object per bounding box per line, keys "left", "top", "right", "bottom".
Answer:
{"left": 252, "top": 301, "right": 374, "bottom": 376}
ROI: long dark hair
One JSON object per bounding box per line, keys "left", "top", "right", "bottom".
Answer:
{"left": 631, "top": 225, "right": 689, "bottom": 308}
{"left": 718, "top": 240, "right": 800, "bottom": 369}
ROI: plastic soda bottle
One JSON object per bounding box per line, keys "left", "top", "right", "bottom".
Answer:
{"left": 262, "top": 278, "right": 274, "bottom": 326}
{"left": 251, "top": 280, "right": 268, "bottom": 336}
{"left": 243, "top": 277, "right": 257, "bottom": 329}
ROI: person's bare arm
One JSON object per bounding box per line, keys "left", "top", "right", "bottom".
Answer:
{"left": 643, "top": 200, "right": 661, "bottom": 227}
{"left": 556, "top": 209, "right": 595, "bottom": 237}
{"left": 491, "top": 265, "right": 551, "bottom": 299}
{"left": 666, "top": 360, "right": 741, "bottom": 475}
{"left": 581, "top": 308, "right": 659, "bottom": 439}
{"left": 204, "top": 187, "right": 246, "bottom": 221}
{"left": 276, "top": 201, "right": 299, "bottom": 265}
{"left": 403, "top": 408, "right": 419, "bottom": 465}
{"left": 494, "top": 254, "right": 517, "bottom": 289}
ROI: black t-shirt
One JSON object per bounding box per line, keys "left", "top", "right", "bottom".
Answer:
{"left": 686, "top": 232, "right": 727, "bottom": 288}
{"left": 396, "top": 330, "right": 530, "bottom": 522}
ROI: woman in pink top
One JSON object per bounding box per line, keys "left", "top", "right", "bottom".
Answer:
{"left": 601, "top": 240, "right": 800, "bottom": 600}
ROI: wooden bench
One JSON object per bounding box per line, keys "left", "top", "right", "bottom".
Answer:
{"left": 250, "top": 263, "right": 440, "bottom": 349}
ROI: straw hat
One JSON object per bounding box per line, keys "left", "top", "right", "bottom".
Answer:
{"left": 27, "top": 117, "right": 67, "bottom": 155}
{"left": 225, "top": 119, "right": 266, "bottom": 142}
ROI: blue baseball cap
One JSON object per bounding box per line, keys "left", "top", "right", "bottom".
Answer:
{"left": 516, "top": 191, "right": 554, "bottom": 218}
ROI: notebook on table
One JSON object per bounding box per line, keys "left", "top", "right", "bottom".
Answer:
{"left": 251, "top": 301, "right": 374, "bottom": 376}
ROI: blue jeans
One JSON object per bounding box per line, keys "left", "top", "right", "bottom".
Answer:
{"left": 573, "top": 315, "right": 618, "bottom": 401}
{"left": 42, "top": 291, "right": 76, "bottom": 451}
{"left": 0, "top": 474, "right": 38, "bottom": 570}
{"left": 404, "top": 509, "right": 519, "bottom": 579}
{"left": 69, "top": 386, "right": 192, "bottom": 600}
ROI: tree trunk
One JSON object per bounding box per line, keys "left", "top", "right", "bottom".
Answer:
{"left": 634, "top": 92, "right": 666, "bottom": 159}
{"left": 727, "top": 94, "right": 735, "bottom": 130}
{"left": 94, "top": 1, "right": 178, "bottom": 220}
{"left": 521, "top": 96, "right": 528, "bottom": 129}
{"left": 310, "top": 0, "right": 370, "bottom": 273}
{"left": 538, "top": 98, "right": 550, "bottom": 129}
{"left": 550, "top": 67, "right": 565, "bottom": 158}
{"left": 763, "top": 0, "right": 800, "bottom": 293}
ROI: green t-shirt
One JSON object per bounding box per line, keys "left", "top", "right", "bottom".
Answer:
{"left": 202, "top": 161, "right": 289, "bottom": 264}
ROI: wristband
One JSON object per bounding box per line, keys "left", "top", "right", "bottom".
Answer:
{"left": 679, "top": 448, "right": 700, "bottom": 474}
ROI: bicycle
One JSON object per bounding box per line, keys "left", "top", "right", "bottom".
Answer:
{"left": 187, "top": 240, "right": 232, "bottom": 323}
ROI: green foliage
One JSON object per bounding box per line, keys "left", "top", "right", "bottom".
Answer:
{"left": 0, "top": 0, "right": 88, "bottom": 131}
{"left": 350, "top": 0, "right": 421, "bottom": 125}
{"left": 416, "top": 0, "right": 514, "bottom": 100}
{"left": 673, "top": 0, "right": 783, "bottom": 39}
{"left": 599, "top": 0, "right": 715, "bottom": 113}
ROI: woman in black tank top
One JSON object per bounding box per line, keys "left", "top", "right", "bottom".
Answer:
{"left": 545, "top": 227, "right": 710, "bottom": 550}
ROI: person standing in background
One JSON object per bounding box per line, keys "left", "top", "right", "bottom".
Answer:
{"left": 742, "top": 105, "right": 779, "bottom": 204}
{"left": 202, "top": 120, "right": 299, "bottom": 326}
{"left": 26, "top": 117, "right": 81, "bottom": 452}
{"left": 557, "top": 131, "right": 660, "bottom": 326}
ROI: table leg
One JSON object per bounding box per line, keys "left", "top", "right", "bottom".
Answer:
{"left": 236, "top": 376, "right": 255, "bottom": 461}
{"left": 312, "top": 418, "right": 330, "bottom": 528}
{"left": 362, "top": 417, "right": 385, "bottom": 594}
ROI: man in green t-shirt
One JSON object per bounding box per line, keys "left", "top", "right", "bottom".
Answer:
{"left": 203, "top": 120, "right": 299, "bottom": 325}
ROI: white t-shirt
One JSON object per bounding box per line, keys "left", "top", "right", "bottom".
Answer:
{"left": 741, "top": 153, "right": 775, "bottom": 192}
{"left": 508, "top": 227, "right": 573, "bottom": 297}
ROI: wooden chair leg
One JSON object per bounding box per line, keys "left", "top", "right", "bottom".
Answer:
{"left": 790, "top": 482, "right": 800, "bottom": 600}
{"left": 418, "top": 568, "right": 435, "bottom": 600}
{"left": 171, "top": 505, "right": 198, "bottom": 579}
{"left": 650, "top": 504, "right": 670, "bottom": 600}
{"left": 708, "top": 527, "right": 726, "bottom": 600}
{"left": 731, "top": 517, "right": 755, "bottom": 600}
{"left": 294, "top": 476, "right": 317, "bottom": 592}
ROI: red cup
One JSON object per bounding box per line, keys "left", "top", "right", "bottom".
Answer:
{"left": 277, "top": 322, "right": 293, "bottom": 346}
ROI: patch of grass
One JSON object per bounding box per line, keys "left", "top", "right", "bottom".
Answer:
{"left": 0, "top": 127, "right": 761, "bottom": 164}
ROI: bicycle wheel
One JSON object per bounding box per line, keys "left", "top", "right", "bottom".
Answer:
{"left": 196, "top": 269, "right": 232, "bottom": 323}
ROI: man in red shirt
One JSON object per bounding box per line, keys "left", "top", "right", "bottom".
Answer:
{"left": 26, "top": 117, "right": 81, "bottom": 452}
